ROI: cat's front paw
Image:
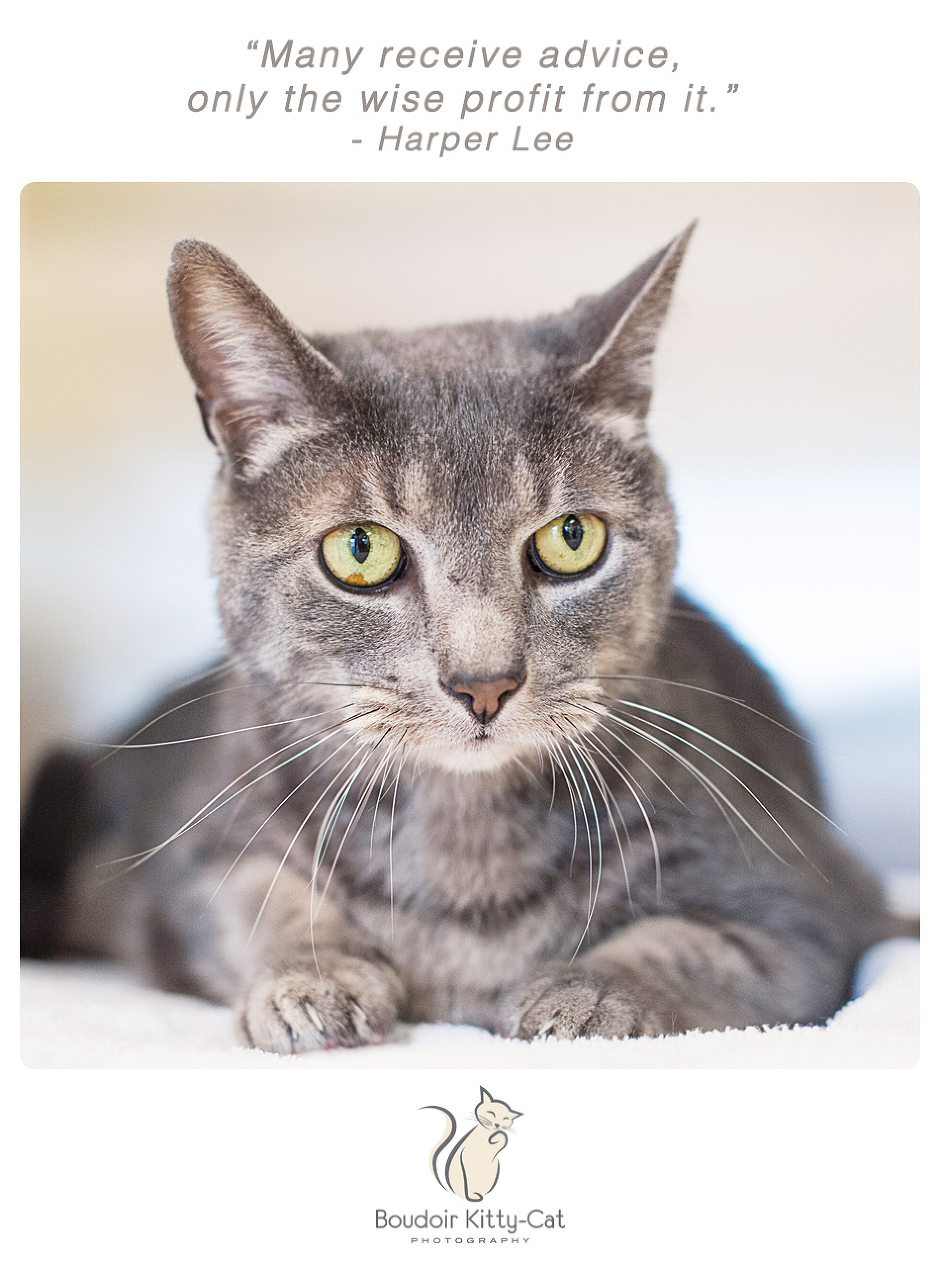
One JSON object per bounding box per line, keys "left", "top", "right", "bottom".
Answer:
{"left": 239, "top": 955, "right": 403, "bottom": 1054}
{"left": 503, "top": 971, "right": 667, "bottom": 1041}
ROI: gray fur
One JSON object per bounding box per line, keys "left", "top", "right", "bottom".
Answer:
{"left": 29, "top": 228, "right": 900, "bottom": 1052}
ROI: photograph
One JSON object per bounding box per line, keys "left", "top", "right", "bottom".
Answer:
{"left": 11, "top": 1, "right": 931, "bottom": 1253}
{"left": 20, "top": 181, "right": 918, "bottom": 1071}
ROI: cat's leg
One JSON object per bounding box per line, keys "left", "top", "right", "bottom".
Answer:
{"left": 503, "top": 915, "right": 846, "bottom": 1040}
{"left": 458, "top": 1140, "right": 502, "bottom": 1203}
{"left": 460, "top": 1150, "right": 483, "bottom": 1203}
{"left": 159, "top": 855, "right": 406, "bottom": 1054}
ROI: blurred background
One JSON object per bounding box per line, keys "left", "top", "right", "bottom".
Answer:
{"left": 21, "top": 182, "right": 918, "bottom": 876}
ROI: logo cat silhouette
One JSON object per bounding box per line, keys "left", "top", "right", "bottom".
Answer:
{"left": 423, "top": 1086, "right": 522, "bottom": 1201}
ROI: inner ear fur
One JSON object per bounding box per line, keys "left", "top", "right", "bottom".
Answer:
{"left": 569, "top": 222, "right": 695, "bottom": 437}
{"left": 167, "top": 239, "right": 344, "bottom": 475}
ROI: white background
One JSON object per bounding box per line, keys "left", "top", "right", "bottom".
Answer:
{"left": 10, "top": 1, "right": 932, "bottom": 1259}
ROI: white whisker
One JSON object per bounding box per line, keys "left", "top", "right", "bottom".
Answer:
{"left": 544, "top": 735, "right": 585, "bottom": 875}
{"left": 617, "top": 708, "right": 822, "bottom": 874}
{"left": 569, "top": 709, "right": 662, "bottom": 899}
{"left": 566, "top": 724, "right": 633, "bottom": 904}
{"left": 387, "top": 752, "right": 407, "bottom": 939}
{"left": 99, "top": 710, "right": 380, "bottom": 877}
{"left": 587, "top": 674, "right": 814, "bottom": 743}
{"left": 91, "top": 702, "right": 356, "bottom": 752}
{"left": 209, "top": 729, "right": 368, "bottom": 904}
{"left": 369, "top": 746, "right": 398, "bottom": 861}
{"left": 560, "top": 736, "right": 604, "bottom": 958}
{"left": 597, "top": 707, "right": 791, "bottom": 868}
{"left": 247, "top": 740, "right": 368, "bottom": 946}
{"left": 315, "top": 737, "right": 391, "bottom": 924}
{"left": 313, "top": 733, "right": 393, "bottom": 917}
{"left": 606, "top": 696, "right": 843, "bottom": 834}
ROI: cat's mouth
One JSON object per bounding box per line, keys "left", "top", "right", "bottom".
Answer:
{"left": 341, "top": 682, "right": 602, "bottom": 774}
{"left": 427, "top": 734, "right": 530, "bottom": 774}
{"left": 407, "top": 713, "right": 546, "bottom": 773}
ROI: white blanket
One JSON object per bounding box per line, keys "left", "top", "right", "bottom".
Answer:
{"left": 21, "top": 935, "right": 918, "bottom": 1070}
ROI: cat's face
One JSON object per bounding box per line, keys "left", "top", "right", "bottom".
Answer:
{"left": 168, "top": 233, "right": 690, "bottom": 774}
{"left": 475, "top": 1088, "right": 521, "bottom": 1131}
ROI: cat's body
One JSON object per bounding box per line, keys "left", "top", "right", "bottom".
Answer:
{"left": 22, "top": 229, "right": 901, "bottom": 1052}
{"left": 425, "top": 1088, "right": 522, "bottom": 1201}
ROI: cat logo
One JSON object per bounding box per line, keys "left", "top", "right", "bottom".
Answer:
{"left": 422, "top": 1086, "right": 523, "bottom": 1201}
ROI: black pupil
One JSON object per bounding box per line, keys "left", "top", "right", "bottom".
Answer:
{"left": 349, "top": 527, "right": 371, "bottom": 564}
{"left": 562, "top": 515, "right": 584, "bottom": 551}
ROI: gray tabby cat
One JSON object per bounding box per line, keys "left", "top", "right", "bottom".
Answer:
{"left": 22, "top": 226, "right": 904, "bottom": 1053}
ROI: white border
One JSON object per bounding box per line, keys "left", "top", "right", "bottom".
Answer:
{"left": 10, "top": 1, "right": 932, "bottom": 1254}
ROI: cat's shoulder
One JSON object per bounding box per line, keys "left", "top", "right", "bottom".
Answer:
{"left": 653, "top": 591, "right": 806, "bottom": 736}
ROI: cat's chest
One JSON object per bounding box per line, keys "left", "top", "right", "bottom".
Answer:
{"left": 333, "top": 850, "right": 632, "bottom": 1027}
{"left": 311, "top": 771, "right": 645, "bottom": 1025}
{"left": 345, "top": 898, "right": 563, "bottom": 1025}
{"left": 458, "top": 1128, "right": 501, "bottom": 1160}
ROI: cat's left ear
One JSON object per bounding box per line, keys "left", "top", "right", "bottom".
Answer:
{"left": 572, "top": 222, "right": 695, "bottom": 441}
{"left": 479, "top": 1086, "right": 494, "bottom": 1104}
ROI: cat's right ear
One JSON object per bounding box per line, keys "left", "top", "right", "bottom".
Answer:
{"left": 566, "top": 223, "right": 695, "bottom": 443}
{"left": 167, "top": 240, "right": 344, "bottom": 479}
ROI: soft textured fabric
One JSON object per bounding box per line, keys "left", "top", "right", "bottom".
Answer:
{"left": 21, "top": 932, "right": 917, "bottom": 1070}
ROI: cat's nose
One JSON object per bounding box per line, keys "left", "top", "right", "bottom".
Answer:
{"left": 442, "top": 674, "right": 524, "bottom": 723}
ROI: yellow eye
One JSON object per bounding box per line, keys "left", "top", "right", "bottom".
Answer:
{"left": 320, "top": 524, "right": 403, "bottom": 588}
{"left": 532, "top": 513, "right": 607, "bottom": 576}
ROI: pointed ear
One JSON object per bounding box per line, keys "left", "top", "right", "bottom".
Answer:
{"left": 479, "top": 1086, "right": 493, "bottom": 1104}
{"left": 571, "top": 222, "right": 695, "bottom": 441}
{"left": 167, "top": 240, "right": 344, "bottom": 479}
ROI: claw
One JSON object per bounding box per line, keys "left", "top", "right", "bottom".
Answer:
{"left": 349, "top": 1001, "right": 372, "bottom": 1040}
{"left": 302, "top": 1000, "right": 325, "bottom": 1032}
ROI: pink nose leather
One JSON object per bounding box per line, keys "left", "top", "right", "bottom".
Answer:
{"left": 446, "top": 676, "right": 520, "bottom": 722}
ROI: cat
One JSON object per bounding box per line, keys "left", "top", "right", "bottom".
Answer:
{"left": 424, "top": 1087, "right": 522, "bottom": 1201}
{"left": 21, "top": 226, "right": 910, "bottom": 1054}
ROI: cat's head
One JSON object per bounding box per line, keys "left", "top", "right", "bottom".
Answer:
{"left": 167, "top": 229, "right": 691, "bottom": 773}
{"left": 474, "top": 1086, "right": 522, "bottom": 1131}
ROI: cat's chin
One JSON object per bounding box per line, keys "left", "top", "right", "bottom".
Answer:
{"left": 419, "top": 736, "right": 534, "bottom": 776}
